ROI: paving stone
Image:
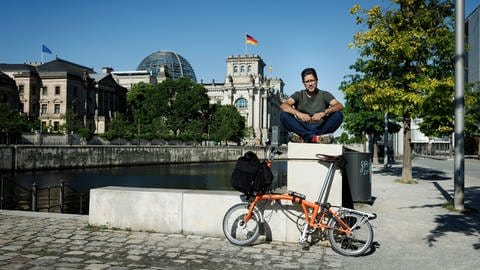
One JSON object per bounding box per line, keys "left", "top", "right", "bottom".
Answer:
{"left": 0, "top": 211, "right": 344, "bottom": 270}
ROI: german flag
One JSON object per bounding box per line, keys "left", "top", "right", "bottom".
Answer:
{"left": 246, "top": 34, "right": 258, "bottom": 45}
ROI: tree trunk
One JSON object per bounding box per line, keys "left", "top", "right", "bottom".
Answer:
{"left": 401, "top": 117, "right": 414, "bottom": 182}
{"left": 372, "top": 142, "right": 380, "bottom": 165}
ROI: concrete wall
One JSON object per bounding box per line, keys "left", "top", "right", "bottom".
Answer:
{"left": 88, "top": 144, "right": 352, "bottom": 243}
{"left": 87, "top": 143, "right": 370, "bottom": 243}
{"left": 89, "top": 187, "right": 299, "bottom": 242}
{"left": 0, "top": 145, "right": 287, "bottom": 171}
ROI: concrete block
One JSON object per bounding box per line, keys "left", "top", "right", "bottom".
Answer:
{"left": 89, "top": 186, "right": 183, "bottom": 233}
{"left": 182, "top": 190, "right": 242, "bottom": 237}
{"left": 287, "top": 143, "right": 343, "bottom": 205}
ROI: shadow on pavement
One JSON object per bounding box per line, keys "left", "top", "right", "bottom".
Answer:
{"left": 374, "top": 162, "right": 479, "bottom": 250}
{"left": 374, "top": 163, "right": 451, "bottom": 181}
{"left": 417, "top": 183, "right": 480, "bottom": 249}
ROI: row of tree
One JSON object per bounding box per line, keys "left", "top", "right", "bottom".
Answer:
{"left": 103, "top": 78, "right": 246, "bottom": 144}
{"left": 339, "top": 0, "right": 479, "bottom": 182}
{"left": 0, "top": 78, "right": 247, "bottom": 145}
{"left": 0, "top": 103, "right": 39, "bottom": 144}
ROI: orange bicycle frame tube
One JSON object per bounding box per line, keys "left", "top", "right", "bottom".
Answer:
{"left": 243, "top": 193, "right": 353, "bottom": 234}
{"left": 243, "top": 193, "right": 320, "bottom": 225}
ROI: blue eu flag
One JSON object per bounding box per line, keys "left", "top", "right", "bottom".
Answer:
{"left": 42, "top": 45, "right": 52, "bottom": 54}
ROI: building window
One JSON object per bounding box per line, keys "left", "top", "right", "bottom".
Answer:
{"left": 55, "top": 86, "right": 61, "bottom": 95}
{"left": 42, "top": 87, "right": 48, "bottom": 96}
{"left": 20, "top": 103, "right": 24, "bottom": 112}
{"left": 41, "top": 104, "right": 47, "bottom": 115}
{"left": 233, "top": 65, "right": 238, "bottom": 73}
{"left": 240, "top": 65, "right": 245, "bottom": 73}
{"left": 19, "top": 85, "right": 24, "bottom": 95}
{"left": 54, "top": 104, "right": 60, "bottom": 114}
{"left": 247, "top": 65, "right": 252, "bottom": 73}
{"left": 53, "top": 121, "right": 60, "bottom": 131}
{"left": 235, "top": 98, "right": 248, "bottom": 109}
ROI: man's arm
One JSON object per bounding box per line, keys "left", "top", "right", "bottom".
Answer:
{"left": 280, "top": 97, "right": 311, "bottom": 122}
{"left": 311, "top": 99, "right": 344, "bottom": 122}
{"left": 325, "top": 99, "right": 344, "bottom": 115}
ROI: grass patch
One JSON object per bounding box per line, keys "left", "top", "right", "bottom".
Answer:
{"left": 443, "top": 201, "right": 478, "bottom": 214}
{"left": 85, "top": 224, "right": 108, "bottom": 231}
{"left": 394, "top": 178, "right": 418, "bottom": 184}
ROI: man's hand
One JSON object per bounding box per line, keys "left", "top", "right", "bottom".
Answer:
{"left": 311, "top": 112, "right": 328, "bottom": 122}
{"left": 295, "top": 111, "right": 312, "bottom": 122}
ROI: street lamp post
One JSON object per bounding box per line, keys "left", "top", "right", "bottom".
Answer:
{"left": 454, "top": 0, "right": 465, "bottom": 211}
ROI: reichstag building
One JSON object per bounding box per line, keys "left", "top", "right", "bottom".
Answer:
{"left": 0, "top": 50, "right": 286, "bottom": 145}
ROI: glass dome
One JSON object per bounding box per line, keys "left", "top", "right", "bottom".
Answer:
{"left": 137, "top": 51, "right": 197, "bottom": 82}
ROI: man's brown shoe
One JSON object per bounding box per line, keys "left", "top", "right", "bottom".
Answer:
{"left": 289, "top": 133, "right": 304, "bottom": 143}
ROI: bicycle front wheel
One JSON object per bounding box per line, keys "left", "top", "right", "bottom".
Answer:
{"left": 327, "top": 212, "right": 373, "bottom": 256}
{"left": 223, "top": 203, "right": 261, "bottom": 246}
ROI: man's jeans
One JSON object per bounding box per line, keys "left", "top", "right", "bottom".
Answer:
{"left": 280, "top": 111, "right": 343, "bottom": 142}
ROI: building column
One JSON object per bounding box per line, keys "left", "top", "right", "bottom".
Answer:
{"left": 248, "top": 91, "right": 254, "bottom": 130}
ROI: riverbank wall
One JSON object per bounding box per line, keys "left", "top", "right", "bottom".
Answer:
{"left": 0, "top": 145, "right": 287, "bottom": 171}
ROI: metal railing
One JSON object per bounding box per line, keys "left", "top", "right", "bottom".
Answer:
{"left": 0, "top": 175, "right": 88, "bottom": 214}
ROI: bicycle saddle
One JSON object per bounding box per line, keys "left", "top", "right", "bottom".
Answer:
{"left": 315, "top": 154, "right": 343, "bottom": 162}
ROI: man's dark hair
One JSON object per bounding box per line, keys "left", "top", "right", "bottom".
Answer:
{"left": 301, "top": 68, "right": 318, "bottom": 81}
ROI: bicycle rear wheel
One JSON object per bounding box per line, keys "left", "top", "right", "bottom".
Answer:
{"left": 327, "top": 212, "right": 373, "bottom": 256}
{"left": 223, "top": 203, "right": 261, "bottom": 246}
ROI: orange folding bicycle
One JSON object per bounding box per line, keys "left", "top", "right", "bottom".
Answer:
{"left": 223, "top": 145, "right": 377, "bottom": 256}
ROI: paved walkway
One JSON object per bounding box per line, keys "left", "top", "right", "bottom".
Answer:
{"left": 0, "top": 211, "right": 342, "bottom": 270}
{"left": 0, "top": 157, "right": 479, "bottom": 269}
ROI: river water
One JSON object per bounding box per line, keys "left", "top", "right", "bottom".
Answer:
{"left": 9, "top": 160, "right": 288, "bottom": 193}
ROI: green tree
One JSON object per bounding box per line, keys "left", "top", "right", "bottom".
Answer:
{"left": 341, "top": 74, "right": 401, "bottom": 164}
{"left": 165, "top": 78, "right": 209, "bottom": 139}
{"left": 127, "top": 82, "right": 169, "bottom": 139}
{"left": 348, "top": 0, "right": 454, "bottom": 182}
{"left": 103, "top": 113, "right": 135, "bottom": 140}
{"left": 209, "top": 105, "right": 245, "bottom": 145}
{"left": 0, "top": 103, "right": 20, "bottom": 143}
{"left": 61, "top": 109, "right": 83, "bottom": 134}
{"left": 0, "top": 103, "right": 38, "bottom": 143}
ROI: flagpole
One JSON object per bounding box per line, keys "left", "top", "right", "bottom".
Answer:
{"left": 41, "top": 51, "right": 44, "bottom": 63}
{"left": 245, "top": 33, "right": 247, "bottom": 55}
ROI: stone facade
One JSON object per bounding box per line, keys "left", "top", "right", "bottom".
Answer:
{"left": 0, "top": 71, "right": 20, "bottom": 109}
{"left": 203, "top": 55, "right": 286, "bottom": 145}
{"left": 0, "top": 58, "right": 127, "bottom": 134}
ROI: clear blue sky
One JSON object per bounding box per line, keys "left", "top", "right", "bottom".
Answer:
{"left": 2, "top": 0, "right": 479, "bottom": 103}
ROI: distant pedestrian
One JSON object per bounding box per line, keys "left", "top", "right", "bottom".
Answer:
{"left": 280, "top": 68, "right": 343, "bottom": 143}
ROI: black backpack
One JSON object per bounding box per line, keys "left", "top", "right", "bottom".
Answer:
{"left": 231, "top": 151, "right": 273, "bottom": 197}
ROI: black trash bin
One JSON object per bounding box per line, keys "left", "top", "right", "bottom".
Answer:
{"left": 343, "top": 151, "right": 372, "bottom": 202}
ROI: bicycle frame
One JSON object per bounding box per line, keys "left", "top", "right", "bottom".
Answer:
{"left": 244, "top": 193, "right": 355, "bottom": 234}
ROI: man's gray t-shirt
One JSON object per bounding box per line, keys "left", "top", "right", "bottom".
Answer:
{"left": 291, "top": 89, "right": 335, "bottom": 116}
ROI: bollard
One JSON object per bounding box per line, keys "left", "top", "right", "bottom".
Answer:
{"left": 59, "top": 180, "right": 64, "bottom": 213}
{"left": 79, "top": 193, "right": 83, "bottom": 214}
{"left": 31, "top": 182, "right": 37, "bottom": 211}
{"left": 0, "top": 176, "right": 4, "bottom": 210}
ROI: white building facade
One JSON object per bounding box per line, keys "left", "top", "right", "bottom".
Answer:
{"left": 203, "top": 55, "right": 286, "bottom": 145}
